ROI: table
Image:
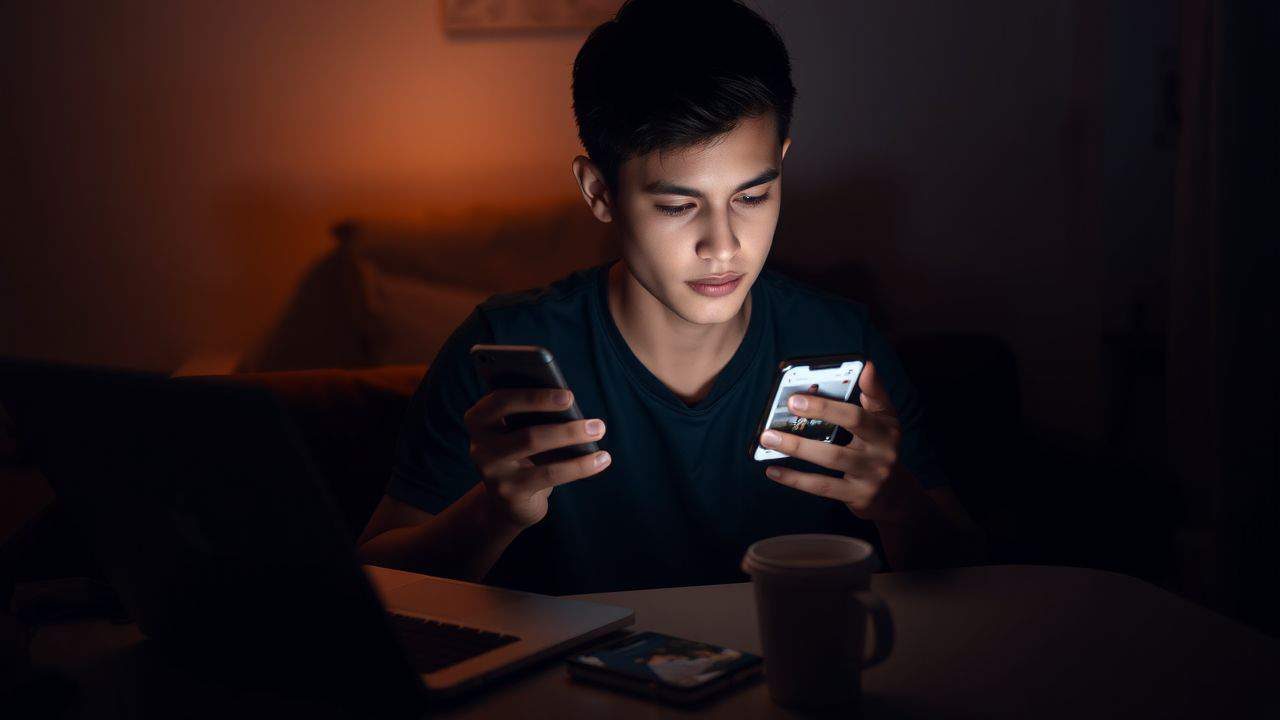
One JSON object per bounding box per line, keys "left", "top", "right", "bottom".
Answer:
{"left": 26, "top": 565, "right": 1280, "bottom": 718}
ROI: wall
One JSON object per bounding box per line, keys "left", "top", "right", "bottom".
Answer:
{"left": 2, "top": 0, "right": 590, "bottom": 370}
{"left": 1, "top": 1, "right": 1171, "bottom": 444}
{"left": 758, "top": 0, "right": 1106, "bottom": 441}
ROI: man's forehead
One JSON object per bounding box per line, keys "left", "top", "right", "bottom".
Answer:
{"left": 625, "top": 117, "right": 782, "bottom": 190}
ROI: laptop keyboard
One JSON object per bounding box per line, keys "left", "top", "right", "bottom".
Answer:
{"left": 387, "top": 612, "right": 520, "bottom": 674}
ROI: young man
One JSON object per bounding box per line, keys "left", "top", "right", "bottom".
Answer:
{"left": 358, "top": 0, "right": 983, "bottom": 595}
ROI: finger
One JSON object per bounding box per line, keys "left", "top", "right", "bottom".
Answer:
{"left": 477, "top": 418, "right": 605, "bottom": 466}
{"left": 764, "top": 466, "right": 889, "bottom": 512}
{"left": 511, "top": 449, "right": 612, "bottom": 493}
{"left": 464, "top": 388, "right": 574, "bottom": 435}
{"left": 784, "top": 394, "right": 899, "bottom": 449}
{"left": 764, "top": 466, "right": 859, "bottom": 503}
{"left": 758, "top": 428, "right": 892, "bottom": 475}
{"left": 858, "top": 362, "right": 897, "bottom": 417}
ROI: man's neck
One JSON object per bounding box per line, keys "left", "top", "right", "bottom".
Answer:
{"left": 606, "top": 261, "right": 752, "bottom": 405}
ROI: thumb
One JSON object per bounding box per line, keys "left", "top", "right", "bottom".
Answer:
{"left": 858, "top": 361, "right": 897, "bottom": 417}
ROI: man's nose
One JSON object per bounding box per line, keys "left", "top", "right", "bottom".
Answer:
{"left": 696, "top": 209, "right": 740, "bottom": 262}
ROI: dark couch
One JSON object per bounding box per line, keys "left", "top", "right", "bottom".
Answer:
{"left": 0, "top": 366, "right": 424, "bottom": 611}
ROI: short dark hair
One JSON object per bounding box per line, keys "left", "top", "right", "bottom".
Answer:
{"left": 572, "top": 0, "right": 796, "bottom": 193}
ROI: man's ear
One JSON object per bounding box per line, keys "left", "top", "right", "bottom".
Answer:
{"left": 571, "top": 155, "right": 614, "bottom": 223}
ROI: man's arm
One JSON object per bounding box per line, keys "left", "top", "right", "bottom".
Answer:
{"left": 357, "top": 488, "right": 523, "bottom": 582}
{"left": 872, "top": 485, "right": 987, "bottom": 570}
{"left": 359, "top": 387, "right": 611, "bottom": 582}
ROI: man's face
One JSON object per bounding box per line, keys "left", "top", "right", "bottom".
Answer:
{"left": 612, "top": 114, "right": 790, "bottom": 326}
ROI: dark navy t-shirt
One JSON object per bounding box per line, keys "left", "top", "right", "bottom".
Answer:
{"left": 388, "top": 261, "right": 946, "bottom": 595}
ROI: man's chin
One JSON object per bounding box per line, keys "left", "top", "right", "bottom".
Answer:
{"left": 667, "top": 291, "right": 749, "bottom": 326}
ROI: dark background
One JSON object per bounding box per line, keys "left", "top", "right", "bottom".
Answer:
{"left": 1, "top": 1, "right": 1276, "bottom": 636}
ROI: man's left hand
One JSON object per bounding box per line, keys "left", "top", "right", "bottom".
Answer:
{"left": 759, "top": 361, "right": 926, "bottom": 522}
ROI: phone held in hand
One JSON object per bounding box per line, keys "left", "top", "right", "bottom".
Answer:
{"left": 469, "top": 344, "right": 600, "bottom": 465}
{"left": 566, "top": 631, "right": 763, "bottom": 706}
{"left": 750, "top": 354, "right": 866, "bottom": 461}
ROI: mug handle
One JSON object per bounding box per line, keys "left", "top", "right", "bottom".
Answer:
{"left": 852, "top": 590, "right": 894, "bottom": 668}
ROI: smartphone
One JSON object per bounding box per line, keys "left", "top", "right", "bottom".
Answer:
{"left": 566, "top": 631, "right": 762, "bottom": 706}
{"left": 469, "top": 344, "right": 600, "bottom": 465}
{"left": 750, "top": 354, "right": 866, "bottom": 461}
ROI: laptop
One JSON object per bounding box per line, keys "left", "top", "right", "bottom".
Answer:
{"left": 1, "top": 359, "right": 633, "bottom": 716}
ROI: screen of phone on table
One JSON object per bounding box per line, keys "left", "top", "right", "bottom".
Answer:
{"left": 572, "top": 633, "right": 757, "bottom": 689}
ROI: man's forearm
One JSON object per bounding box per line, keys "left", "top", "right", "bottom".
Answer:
{"left": 357, "top": 484, "right": 524, "bottom": 582}
{"left": 874, "top": 491, "right": 987, "bottom": 571}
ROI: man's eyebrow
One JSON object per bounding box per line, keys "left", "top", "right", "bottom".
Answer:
{"left": 642, "top": 168, "right": 780, "bottom": 198}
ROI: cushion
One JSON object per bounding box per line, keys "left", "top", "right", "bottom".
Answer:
{"left": 237, "top": 242, "right": 374, "bottom": 372}
{"left": 336, "top": 201, "right": 618, "bottom": 294}
{"left": 355, "top": 262, "right": 489, "bottom": 367}
{"left": 239, "top": 202, "right": 616, "bottom": 372}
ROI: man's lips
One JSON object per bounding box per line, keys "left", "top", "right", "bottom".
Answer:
{"left": 688, "top": 273, "right": 743, "bottom": 285}
{"left": 686, "top": 273, "right": 744, "bottom": 297}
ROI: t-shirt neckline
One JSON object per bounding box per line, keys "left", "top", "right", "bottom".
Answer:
{"left": 590, "top": 260, "right": 766, "bottom": 415}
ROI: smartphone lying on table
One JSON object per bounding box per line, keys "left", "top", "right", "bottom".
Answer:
{"left": 750, "top": 354, "right": 866, "bottom": 461}
{"left": 566, "top": 631, "right": 762, "bottom": 706}
{"left": 469, "top": 344, "right": 600, "bottom": 465}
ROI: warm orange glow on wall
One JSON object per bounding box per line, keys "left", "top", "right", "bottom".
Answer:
{"left": 2, "top": 0, "right": 593, "bottom": 371}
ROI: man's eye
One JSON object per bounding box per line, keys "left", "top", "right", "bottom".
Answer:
{"left": 656, "top": 193, "right": 769, "bottom": 216}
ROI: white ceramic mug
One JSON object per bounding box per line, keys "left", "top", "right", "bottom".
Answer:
{"left": 741, "top": 534, "right": 894, "bottom": 709}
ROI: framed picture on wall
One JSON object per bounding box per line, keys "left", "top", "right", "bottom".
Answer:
{"left": 441, "top": 0, "right": 622, "bottom": 35}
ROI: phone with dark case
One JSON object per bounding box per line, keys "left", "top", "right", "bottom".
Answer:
{"left": 566, "top": 631, "right": 762, "bottom": 706}
{"left": 470, "top": 344, "right": 600, "bottom": 465}
{"left": 750, "top": 354, "right": 866, "bottom": 461}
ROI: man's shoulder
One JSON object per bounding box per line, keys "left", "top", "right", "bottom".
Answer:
{"left": 475, "top": 263, "right": 603, "bottom": 339}
{"left": 479, "top": 264, "right": 598, "bottom": 310}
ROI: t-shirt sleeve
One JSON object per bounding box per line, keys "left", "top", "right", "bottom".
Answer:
{"left": 386, "top": 308, "right": 493, "bottom": 514}
{"left": 860, "top": 316, "right": 951, "bottom": 490}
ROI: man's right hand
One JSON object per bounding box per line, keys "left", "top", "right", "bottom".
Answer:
{"left": 463, "top": 389, "right": 611, "bottom": 530}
